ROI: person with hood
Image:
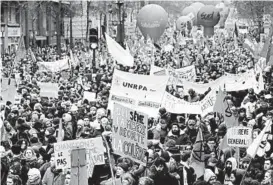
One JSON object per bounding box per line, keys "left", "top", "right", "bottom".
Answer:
{"left": 206, "top": 157, "right": 224, "bottom": 183}
{"left": 224, "top": 158, "right": 237, "bottom": 185}
{"left": 42, "top": 155, "right": 65, "bottom": 185}
{"left": 204, "top": 169, "right": 217, "bottom": 185}
{"left": 76, "top": 119, "right": 84, "bottom": 139}
{"left": 148, "top": 157, "right": 179, "bottom": 185}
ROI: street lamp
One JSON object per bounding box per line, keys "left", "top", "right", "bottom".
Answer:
{"left": 89, "top": 28, "right": 98, "bottom": 68}
{"left": 115, "top": 0, "right": 125, "bottom": 48}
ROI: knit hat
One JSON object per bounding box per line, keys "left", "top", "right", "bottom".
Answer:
{"left": 117, "top": 162, "right": 130, "bottom": 172}
{"left": 204, "top": 169, "right": 216, "bottom": 182}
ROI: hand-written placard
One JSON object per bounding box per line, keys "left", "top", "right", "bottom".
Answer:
{"left": 227, "top": 126, "right": 252, "bottom": 148}
{"left": 54, "top": 137, "right": 105, "bottom": 175}
{"left": 112, "top": 103, "right": 148, "bottom": 165}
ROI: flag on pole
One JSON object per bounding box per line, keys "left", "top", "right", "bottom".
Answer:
{"left": 14, "top": 35, "right": 26, "bottom": 65}
{"left": 29, "top": 48, "right": 36, "bottom": 62}
{"left": 213, "top": 88, "right": 238, "bottom": 129}
{"left": 247, "top": 120, "right": 272, "bottom": 158}
{"left": 105, "top": 33, "right": 134, "bottom": 67}
{"left": 243, "top": 36, "right": 256, "bottom": 54}
{"left": 190, "top": 128, "right": 205, "bottom": 178}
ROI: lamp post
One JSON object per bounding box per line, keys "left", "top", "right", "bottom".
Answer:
{"left": 90, "top": 43, "right": 98, "bottom": 68}
{"left": 1, "top": 26, "right": 4, "bottom": 56}
{"left": 115, "top": 0, "right": 125, "bottom": 48}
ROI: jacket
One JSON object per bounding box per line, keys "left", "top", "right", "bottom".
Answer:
{"left": 42, "top": 167, "right": 65, "bottom": 185}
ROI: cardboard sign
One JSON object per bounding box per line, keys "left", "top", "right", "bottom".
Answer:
{"left": 83, "top": 91, "right": 96, "bottom": 102}
{"left": 54, "top": 137, "right": 105, "bottom": 171}
{"left": 227, "top": 126, "right": 252, "bottom": 148}
{"left": 39, "top": 83, "right": 59, "bottom": 98}
{"left": 112, "top": 103, "right": 148, "bottom": 165}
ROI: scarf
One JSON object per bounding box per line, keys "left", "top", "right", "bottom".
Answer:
{"left": 181, "top": 161, "right": 189, "bottom": 185}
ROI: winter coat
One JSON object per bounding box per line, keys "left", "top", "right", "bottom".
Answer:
{"left": 1, "top": 156, "right": 10, "bottom": 185}
{"left": 42, "top": 167, "right": 65, "bottom": 185}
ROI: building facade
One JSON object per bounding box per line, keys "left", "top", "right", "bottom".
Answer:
{"left": 1, "top": 1, "right": 66, "bottom": 54}
{"left": 1, "top": 1, "right": 21, "bottom": 54}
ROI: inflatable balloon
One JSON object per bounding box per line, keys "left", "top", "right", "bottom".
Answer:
{"left": 136, "top": 4, "right": 168, "bottom": 41}
{"left": 191, "top": 2, "right": 205, "bottom": 25}
{"left": 218, "top": 7, "right": 230, "bottom": 28}
{"left": 176, "top": 16, "right": 191, "bottom": 31}
{"left": 191, "top": 2, "right": 205, "bottom": 11}
{"left": 215, "top": 2, "right": 225, "bottom": 11}
{"left": 197, "top": 5, "right": 220, "bottom": 37}
{"left": 182, "top": 6, "right": 197, "bottom": 25}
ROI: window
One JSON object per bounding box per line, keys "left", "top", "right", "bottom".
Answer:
{"left": 1, "top": 6, "right": 4, "bottom": 23}
{"left": 15, "top": 7, "right": 20, "bottom": 24}
{"left": 9, "top": 5, "right": 12, "bottom": 22}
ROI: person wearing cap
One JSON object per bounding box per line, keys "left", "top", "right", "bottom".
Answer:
{"left": 204, "top": 169, "right": 217, "bottom": 185}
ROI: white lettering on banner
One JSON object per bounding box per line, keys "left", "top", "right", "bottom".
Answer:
{"left": 112, "top": 103, "right": 148, "bottom": 165}
{"left": 54, "top": 138, "right": 105, "bottom": 172}
{"left": 227, "top": 126, "right": 252, "bottom": 147}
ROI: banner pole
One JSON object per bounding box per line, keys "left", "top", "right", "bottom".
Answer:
{"left": 102, "top": 135, "right": 116, "bottom": 185}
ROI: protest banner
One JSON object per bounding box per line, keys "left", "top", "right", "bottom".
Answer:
{"left": 37, "top": 58, "right": 70, "bottom": 73}
{"left": 39, "top": 83, "right": 59, "bottom": 98}
{"left": 227, "top": 126, "right": 252, "bottom": 148}
{"left": 150, "top": 65, "right": 197, "bottom": 82}
{"left": 83, "top": 91, "right": 96, "bottom": 102}
{"left": 108, "top": 69, "right": 168, "bottom": 116}
{"left": 112, "top": 103, "right": 148, "bottom": 165}
{"left": 54, "top": 137, "right": 105, "bottom": 172}
{"left": 161, "top": 89, "right": 217, "bottom": 116}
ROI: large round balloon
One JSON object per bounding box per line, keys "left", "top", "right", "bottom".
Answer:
{"left": 136, "top": 4, "right": 168, "bottom": 41}
{"left": 191, "top": 2, "right": 205, "bottom": 11}
{"left": 197, "top": 5, "right": 220, "bottom": 37}
{"left": 191, "top": 2, "right": 205, "bottom": 25}
{"left": 182, "top": 6, "right": 197, "bottom": 25}
{"left": 215, "top": 2, "right": 225, "bottom": 11}
{"left": 176, "top": 16, "right": 191, "bottom": 31}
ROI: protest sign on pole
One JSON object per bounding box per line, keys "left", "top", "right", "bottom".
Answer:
{"left": 227, "top": 126, "right": 252, "bottom": 148}
{"left": 112, "top": 103, "right": 148, "bottom": 166}
{"left": 54, "top": 137, "right": 105, "bottom": 175}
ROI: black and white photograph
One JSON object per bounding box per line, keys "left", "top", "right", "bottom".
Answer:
{"left": 1, "top": 0, "right": 273, "bottom": 185}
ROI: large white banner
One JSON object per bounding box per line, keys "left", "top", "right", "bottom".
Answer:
{"left": 108, "top": 69, "right": 169, "bottom": 116}
{"left": 161, "top": 89, "right": 217, "bottom": 116}
{"left": 37, "top": 58, "right": 70, "bottom": 73}
{"left": 181, "top": 69, "right": 256, "bottom": 94}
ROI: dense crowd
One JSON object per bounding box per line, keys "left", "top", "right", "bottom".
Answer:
{"left": 1, "top": 21, "right": 273, "bottom": 185}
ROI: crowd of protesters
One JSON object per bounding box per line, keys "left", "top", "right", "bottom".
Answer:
{"left": 1, "top": 19, "right": 273, "bottom": 185}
